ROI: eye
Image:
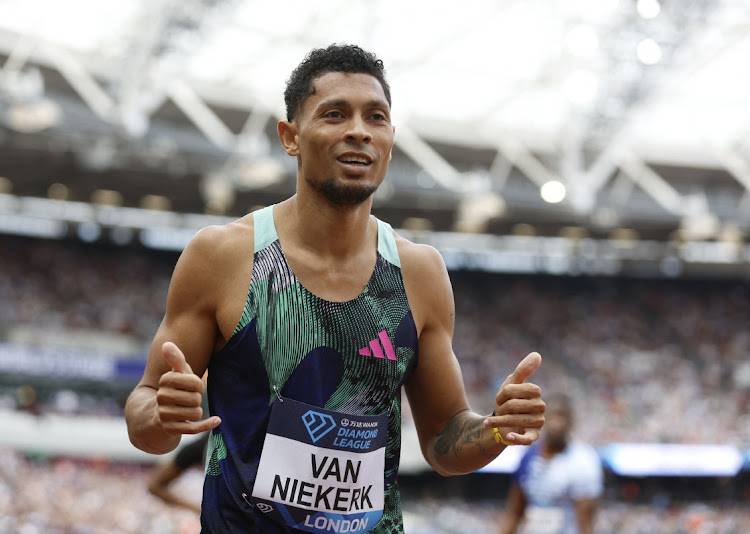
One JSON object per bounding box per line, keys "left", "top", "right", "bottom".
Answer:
{"left": 324, "top": 110, "right": 344, "bottom": 119}
{"left": 369, "top": 112, "right": 389, "bottom": 122}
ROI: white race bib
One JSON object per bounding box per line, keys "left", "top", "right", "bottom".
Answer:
{"left": 251, "top": 396, "right": 387, "bottom": 534}
{"left": 521, "top": 506, "right": 565, "bottom": 534}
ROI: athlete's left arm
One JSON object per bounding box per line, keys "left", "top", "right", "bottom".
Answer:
{"left": 572, "top": 447, "right": 603, "bottom": 534}
{"left": 399, "top": 237, "right": 545, "bottom": 476}
{"left": 574, "top": 497, "right": 598, "bottom": 534}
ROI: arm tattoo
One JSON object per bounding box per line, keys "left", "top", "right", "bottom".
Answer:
{"left": 433, "top": 412, "right": 494, "bottom": 459}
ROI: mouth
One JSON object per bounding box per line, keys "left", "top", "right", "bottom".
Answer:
{"left": 337, "top": 153, "right": 373, "bottom": 168}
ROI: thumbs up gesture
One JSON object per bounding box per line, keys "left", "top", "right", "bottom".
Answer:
{"left": 156, "top": 342, "right": 221, "bottom": 435}
{"left": 485, "top": 352, "right": 545, "bottom": 446}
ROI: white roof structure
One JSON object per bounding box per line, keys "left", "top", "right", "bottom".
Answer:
{"left": 1, "top": 0, "right": 749, "bottom": 245}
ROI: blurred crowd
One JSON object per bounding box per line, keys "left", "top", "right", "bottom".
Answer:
{"left": 0, "top": 235, "right": 172, "bottom": 344}
{"left": 0, "top": 448, "right": 201, "bottom": 534}
{"left": 449, "top": 271, "right": 750, "bottom": 447}
{"left": 1, "top": 234, "right": 749, "bottom": 444}
{"left": 404, "top": 496, "right": 750, "bottom": 534}
{"left": 1, "top": 234, "right": 750, "bottom": 532}
{"left": 0, "top": 447, "right": 748, "bottom": 534}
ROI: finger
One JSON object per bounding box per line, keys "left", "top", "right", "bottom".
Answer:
{"left": 162, "top": 416, "right": 222, "bottom": 436}
{"left": 505, "top": 428, "right": 542, "bottom": 446}
{"left": 158, "top": 402, "right": 220, "bottom": 426}
{"left": 490, "top": 387, "right": 545, "bottom": 426}
{"left": 501, "top": 352, "right": 541, "bottom": 388}
{"left": 485, "top": 402, "right": 545, "bottom": 424}
{"left": 156, "top": 386, "right": 204, "bottom": 408}
{"left": 492, "top": 394, "right": 546, "bottom": 416}
{"left": 162, "top": 341, "right": 193, "bottom": 375}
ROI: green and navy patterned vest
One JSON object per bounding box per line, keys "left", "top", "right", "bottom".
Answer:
{"left": 201, "top": 205, "right": 419, "bottom": 533}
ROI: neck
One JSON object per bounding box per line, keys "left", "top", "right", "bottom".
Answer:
{"left": 542, "top": 439, "right": 568, "bottom": 458}
{"left": 276, "top": 194, "right": 375, "bottom": 258}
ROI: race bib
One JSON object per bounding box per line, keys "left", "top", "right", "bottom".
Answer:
{"left": 251, "top": 396, "right": 388, "bottom": 534}
{"left": 521, "top": 506, "right": 565, "bottom": 534}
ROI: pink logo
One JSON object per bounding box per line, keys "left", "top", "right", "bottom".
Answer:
{"left": 358, "top": 331, "right": 397, "bottom": 361}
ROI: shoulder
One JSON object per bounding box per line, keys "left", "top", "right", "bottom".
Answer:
{"left": 565, "top": 441, "right": 604, "bottom": 495}
{"left": 175, "top": 214, "right": 254, "bottom": 276}
{"left": 392, "top": 231, "right": 453, "bottom": 332}
{"left": 517, "top": 442, "right": 541, "bottom": 467}
{"left": 512, "top": 443, "right": 540, "bottom": 478}
{"left": 565, "top": 442, "right": 603, "bottom": 472}
{"left": 393, "top": 231, "right": 448, "bottom": 279}
{"left": 168, "top": 214, "right": 254, "bottom": 298}
{"left": 567, "top": 441, "right": 600, "bottom": 460}
{"left": 185, "top": 214, "right": 254, "bottom": 261}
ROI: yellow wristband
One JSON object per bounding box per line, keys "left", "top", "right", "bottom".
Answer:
{"left": 492, "top": 426, "right": 514, "bottom": 446}
{"left": 490, "top": 410, "right": 514, "bottom": 446}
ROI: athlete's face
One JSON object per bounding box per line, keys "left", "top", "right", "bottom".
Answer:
{"left": 279, "top": 72, "right": 395, "bottom": 206}
{"left": 544, "top": 405, "right": 572, "bottom": 450}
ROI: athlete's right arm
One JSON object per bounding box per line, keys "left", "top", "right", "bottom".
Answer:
{"left": 147, "top": 457, "right": 203, "bottom": 514}
{"left": 125, "top": 226, "right": 227, "bottom": 454}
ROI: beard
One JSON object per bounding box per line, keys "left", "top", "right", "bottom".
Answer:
{"left": 545, "top": 432, "right": 569, "bottom": 452}
{"left": 308, "top": 175, "right": 378, "bottom": 207}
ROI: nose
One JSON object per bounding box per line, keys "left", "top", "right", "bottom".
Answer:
{"left": 345, "top": 115, "right": 371, "bottom": 144}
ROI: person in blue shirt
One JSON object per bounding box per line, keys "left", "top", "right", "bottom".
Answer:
{"left": 500, "top": 393, "right": 603, "bottom": 534}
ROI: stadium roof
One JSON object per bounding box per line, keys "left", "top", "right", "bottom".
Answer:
{"left": 1, "top": 0, "right": 749, "bottom": 242}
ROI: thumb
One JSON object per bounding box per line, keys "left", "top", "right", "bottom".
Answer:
{"left": 162, "top": 341, "right": 193, "bottom": 375}
{"left": 502, "top": 352, "right": 541, "bottom": 387}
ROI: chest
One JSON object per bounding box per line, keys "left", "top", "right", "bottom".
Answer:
{"left": 250, "top": 251, "right": 409, "bottom": 357}
{"left": 282, "top": 248, "right": 377, "bottom": 303}
{"left": 247, "top": 244, "right": 416, "bottom": 406}
{"left": 520, "top": 455, "right": 575, "bottom": 504}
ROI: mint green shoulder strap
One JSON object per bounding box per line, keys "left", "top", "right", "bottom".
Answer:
{"left": 253, "top": 205, "right": 278, "bottom": 252}
{"left": 376, "top": 218, "right": 401, "bottom": 268}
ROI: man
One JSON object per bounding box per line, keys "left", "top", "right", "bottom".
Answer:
{"left": 499, "top": 393, "right": 602, "bottom": 534}
{"left": 126, "top": 43, "right": 545, "bottom": 533}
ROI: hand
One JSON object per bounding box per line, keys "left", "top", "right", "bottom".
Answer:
{"left": 485, "top": 352, "right": 545, "bottom": 446}
{"left": 156, "top": 342, "right": 221, "bottom": 435}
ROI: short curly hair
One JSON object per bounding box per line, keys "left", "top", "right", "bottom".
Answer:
{"left": 284, "top": 43, "right": 391, "bottom": 121}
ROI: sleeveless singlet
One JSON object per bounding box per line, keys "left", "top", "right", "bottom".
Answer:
{"left": 200, "top": 205, "right": 419, "bottom": 533}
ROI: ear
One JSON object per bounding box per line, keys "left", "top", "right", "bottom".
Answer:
{"left": 389, "top": 125, "right": 396, "bottom": 161}
{"left": 278, "top": 120, "right": 299, "bottom": 156}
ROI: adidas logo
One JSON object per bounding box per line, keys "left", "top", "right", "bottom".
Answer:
{"left": 358, "top": 330, "right": 396, "bottom": 361}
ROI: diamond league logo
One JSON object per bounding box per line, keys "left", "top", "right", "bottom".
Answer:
{"left": 302, "top": 410, "right": 337, "bottom": 443}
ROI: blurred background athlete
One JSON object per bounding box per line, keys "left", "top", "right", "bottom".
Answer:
{"left": 499, "top": 393, "right": 602, "bottom": 534}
